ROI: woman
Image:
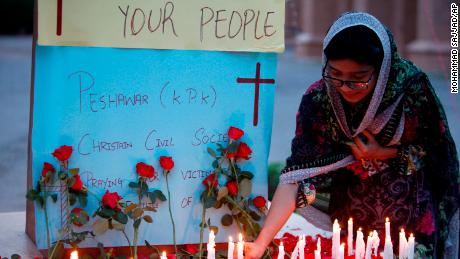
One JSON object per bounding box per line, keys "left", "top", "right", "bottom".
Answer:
{"left": 245, "top": 12, "right": 459, "bottom": 258}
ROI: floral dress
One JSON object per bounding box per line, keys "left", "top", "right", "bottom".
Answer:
{"left": 283, "top": 75, "right": 458, "bottom": 258}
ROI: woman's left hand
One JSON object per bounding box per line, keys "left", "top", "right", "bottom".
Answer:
{"left": 347, "top": 130, "right": 398, "bottom": 160}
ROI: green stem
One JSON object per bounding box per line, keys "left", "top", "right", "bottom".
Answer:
{"left": 165, "top": 172, "right": 178, "bottom": 256}
{"left": 122, "top": 229, "right": 134, "bottom": 257}
{"left": 134, "top": 227, "right": 139, "bottom": 259}
{"left": 134, "top": 179, "right": 144, "bottom": 259}
{"left": 42, "top": 182, "right": 51, "bottom": 251}
{"left": 198, "top": 201, "right": 207, "bottom": 259}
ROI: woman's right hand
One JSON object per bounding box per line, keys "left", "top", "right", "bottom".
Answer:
{"left": 244, "top": 241, "right": 267, "bottom": 259}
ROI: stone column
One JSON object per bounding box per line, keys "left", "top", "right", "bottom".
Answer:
{"left": 294, "top": 0, "right": 351, "bottom": 57}
{"left": 406, "top": 0, "right": 455, "bottom": 72}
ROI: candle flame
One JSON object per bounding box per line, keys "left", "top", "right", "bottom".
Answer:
{"left": 162, "top": 251, "right": 167, "bottom": 257}
{"left": 370, "top": 231, "right": 373, "bottom": 236}
{"left": 229, "top": 236, "right": 233, "bottom": 242}
{"left": 280, "top": 241, "right": 283, "bottom": 246}
{"left": 410, "top": 233, "right": 414, "bottom": 237}
{"left": 210, "top": 230, "right": 214, "bottom": 235}
{"left": 401, "top": 228, "right": 405, "bottom": 232}
{"left": 349, "top": 218, "right": 353, "bottom": 222}
{"left": 358, "top": 227, "right": 362, "bottom": 231}
{"left": 385, "top": 217, "right": 389, "bottom": 222}
{"left": 334, "top": 219, "right": 339, "bottom": 224}
{"left": 70, "top": 250, "right": 79, "bottom": 259}
{"left": 238, "top": 233, "right": 243, "bottom": 242}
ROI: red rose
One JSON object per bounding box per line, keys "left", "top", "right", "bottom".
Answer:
{"left": 70, "top": 174, "right": 83, "bottom": 191}
{"left": 202, "top": 173, "right": 218, "bottom": 189}
{"left": 52, "top": 145, "right": 73, "bottom": 161}
{"left": 236, "top": 142, "right": 252, "bottom": 160}
{"left": 253, "top": 196, "right": 266, "bottom": 208}
{"left": 41, "top": 162, "right": 55, "bottom": 178}
{"left": 228, "top": 126, "right": 244, "bottom": 140}
{"left": 416, "top": 210, "right": 435, "bottom": 235}
{"left": 225, "top": 149, "right": 237, "bottom": 158}
{"left": 136, "top": 162, "right": 156, "bottom": 178}
{"left": 184, "top": 244, "right": 199, "bottom": 255}
{"left": 70, "top": 207, "right": 89, "bottom": 227}
{"left": 226, "top": 181, "right": 238, "bottom": 196}
{"left": 102, "top": 191, "right": 122, "bottom": 209}
{"left": 159, "top": 156, "right": 174, "bottom": 171}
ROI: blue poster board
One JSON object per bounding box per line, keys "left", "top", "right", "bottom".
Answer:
{"left": 31, "top": 45, "right": 277, "bottom": 248}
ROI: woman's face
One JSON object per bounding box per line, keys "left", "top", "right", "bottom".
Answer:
{"left": 324, "top": 59, "right": 377, "bottom": 104}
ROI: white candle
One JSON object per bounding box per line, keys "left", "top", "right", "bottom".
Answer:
{"left": 348, "top": 218, "right": 354, "bottom": 256}
{"left": 237, "top": 233, "right": 244, "bottom": 259}
{"left": 407, "top": 234, "right": 415, "bottom": 259}
{"left": 70, "top": 250, "right": 79, "bottom": 259}
{"left": 228, "top": 236, "right": 235, "bottom": 259}
{"left": 207, "top": 230, "right": 216, "bottom": 259}
{"left": 385, "top": 217, "right": 391, "bottom": 242}
{"left": 365, "top": 232, "right": 373, "bottom": 259}
{"left": 372, "top": 230, "right": 380, "bottom": 256}
{"left": 355, "top": 228, "right": 365, "bottom": 259}
{"left": 339, "top": 243, "right": 345, "bottom": 259}
{"left": 299, "top": 235, "right": 306, "bottom": 259}
{"left": 383, "top": 237, "right": 393, "bottom": 259}
{"left": 317, "top": 236, "right": 321, "bottom": 253}
{"left": 314, "top": 249, "right": 321, "bottom": 259}
{"left": 160, "top": 251, "right": 167, "bottom": 259}
{"left": 291, "top": 241, "right": 299, "bottom": 259}
{"left": 399, "top": 229, "right": 408, "bottom": 259}
{"left": 332, "top": 219, "right": 341, "bottom": 259}
{"left": 277, "top": 241, "right": 285, "bottom": 259}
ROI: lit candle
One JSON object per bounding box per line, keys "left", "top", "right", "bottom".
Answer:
{"left": 160, "top": 251, "right": 167, "bottom": 259}
{"left": 372, "top": 230, "right": 380, "bottom": 256}
{"left": 364, "top": 232, "right": 373, "bottom": 259}
{"left": 332, "top": 219, "right": 341, "bottom": 259}
{"left": 348, "top": 218, "right": 354, "bottom": 256}
{"left": 228, "top": 236, "right": 235, "bottom": 259}
{"left": 355, "top": 228, "right": 365, "bottom": 259}
{"left": 383, "top": 237, "right": 393, "bottom": 259}
{"left": 399, "top": 229, "right": 408, "bottom": 259}
{"left": 70, "top": 250, "right": 79, "bottom": 259}
{"left": 407, "top": 234, "right": 415, "bottom": 259}
{"left": 207, "top": 230, "right": 216, "bottom": 259}
{"left": 317, "top": 237, "right": 321, "bottom": 253}
{"left": 299, "top": 235, "right": 305, "bottom": 259}
{"left": 237, "top": 233, "right": 244, "bottom": 259}
{"left": 277, "top": 241, "right": 285, "bottom": 259}
{"left": 385, "top": 217, "right": 391, "bottom": 242}
{"left": 339, "top": 243, "right": 345, "bottom": 259}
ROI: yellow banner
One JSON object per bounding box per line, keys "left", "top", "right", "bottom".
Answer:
{"left": 37, "top": 0, "right": 285, "bottom": 52}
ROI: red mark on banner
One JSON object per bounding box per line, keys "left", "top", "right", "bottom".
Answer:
{"left": 56, "top": 0, "right": 63, "bottom": 36}
{"left": 236, "top": 62, "right": 275, "bottom": 127}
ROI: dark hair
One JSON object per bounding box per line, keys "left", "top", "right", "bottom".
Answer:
{"left": 324, "top": 25, "right": 384, "bottom": 68}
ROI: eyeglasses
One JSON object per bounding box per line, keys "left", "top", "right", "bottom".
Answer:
{"left": 322, "top": 70, "right": 374, "bottom": 90}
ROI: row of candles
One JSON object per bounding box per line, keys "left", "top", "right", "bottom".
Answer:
{"left": 69, "top": 218, "right": 415, "bottom": 259}
{"left": 205, "top": 217, "right": 416, "bottom": 259}
{"left": 333, "top": 217, "right": 415, "bottom": 259}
